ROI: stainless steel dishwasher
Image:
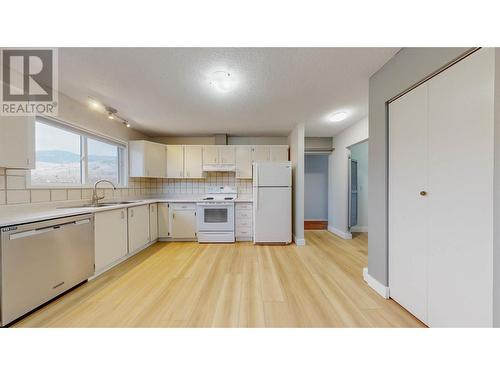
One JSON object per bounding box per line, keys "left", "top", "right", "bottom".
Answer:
{"left": 1, "top": 214, "right": 94, "bottom": 326}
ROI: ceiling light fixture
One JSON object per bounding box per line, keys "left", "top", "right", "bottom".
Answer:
{"left": 89, "top": 98, "right": 132, "bottom": 128}
{"left": 209, "top": 70, "right": 237, "bottom": 93}
{"left": 88, "top": 97, "right": 101, "bottom": 110}
{"left": 105, "top": 106, "right": 118, "bottom": 120}
{"left": 329, "top": 111, "right": 348, "bottom": 122}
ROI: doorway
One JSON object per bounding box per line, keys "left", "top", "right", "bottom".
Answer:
{"left": 348, "top": 140, "right": 368, "bottom": 233}
{"left": 304, "top": 153, "right": 329, "bottom": 230}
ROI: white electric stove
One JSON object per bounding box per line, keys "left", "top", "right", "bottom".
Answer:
{"left": 196, "top": 186, "right": 236, "bottom": 243}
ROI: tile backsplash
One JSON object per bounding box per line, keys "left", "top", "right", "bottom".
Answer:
{"left": 0, "top": 168, "right": 252, "bottom": 206}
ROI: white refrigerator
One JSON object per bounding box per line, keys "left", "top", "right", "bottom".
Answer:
{"left": 253, "top": 161, "right": 292, "bottom": 244}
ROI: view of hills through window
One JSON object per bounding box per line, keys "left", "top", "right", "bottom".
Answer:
{"left": 31, "top": 121, "right": 120, "bottom": 186}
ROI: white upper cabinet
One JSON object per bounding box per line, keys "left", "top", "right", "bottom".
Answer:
{"left": 218, "top": 146, "right": 235, "bottom": 164}
{"left": 166, "top": 145, "right": 185, "bottom": 178}
{"left": 252, "top": 146, "right": 270, "bottom": 162}
{"left": 129, "top": 140, "right": 166, "bottom": 178}
{"left": 0, "top": 116, "right": 35, "bottom": 169}
{"left": 270, "top": 146, "right": 289, "bottom": 161}
{"left": 235, "top": 146, "right": 253, "bottom": 179}
{"left": 202, "top": 146, "right": 235, "bottom": 165}
{"left": 202, "top": 146, "right": 218, "bottom": 164}
{"left": 184, "top": 145, "right": 203, "bottom": 178}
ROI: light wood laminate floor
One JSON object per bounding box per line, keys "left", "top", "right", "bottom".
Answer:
{"left": 14, "top": 231, "right": 425, "bottom": 328}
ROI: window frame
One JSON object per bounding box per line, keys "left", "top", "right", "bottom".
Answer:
{"left": 27, "top": 117, "right": 129, "bottom": 189}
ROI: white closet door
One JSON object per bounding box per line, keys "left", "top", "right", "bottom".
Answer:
{"left": 427, "top": 48, "right": 494, "bottom": 327}
{"left": 388, "top": 83, "right": 429, "bottom": 324}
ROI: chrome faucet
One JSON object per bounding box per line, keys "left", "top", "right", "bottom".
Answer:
{"left": 91, "top": 179, "right": 117, "bottom": 206}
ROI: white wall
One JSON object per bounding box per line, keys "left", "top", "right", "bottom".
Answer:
{"left": 349, "top": 141, "right": 368, "bottom": 231}
{"left": 288, "top": 124, "right": 305, "bottom": 245}
{"left": 328, "top": 117, "right": 368, "bottom": 238}
{"left": 304, "top": 154, "right": 329, "bottom": 220}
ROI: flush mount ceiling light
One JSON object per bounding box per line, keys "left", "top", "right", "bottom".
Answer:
{"left": 329, "top": 111, "right": 348, "bottom": 122}
{"left": 209, "top": 70, "right": 237, "bottom": 93}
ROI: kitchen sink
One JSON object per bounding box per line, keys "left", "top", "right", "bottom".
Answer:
{"left": 58, "top": 201, "right": 143, "bottom": 209}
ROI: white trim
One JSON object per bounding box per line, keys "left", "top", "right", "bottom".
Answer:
{"left": 363, "top": 267, "right": 390, "bottom": 299}
{"left": 327, "top": 225, "right": 352, "bottom": 239}
{"left": 351, "top": 226, "right": 368, "bottom": 233}
{"left": 293, "top": 234, "right": 306, "bottom": 246}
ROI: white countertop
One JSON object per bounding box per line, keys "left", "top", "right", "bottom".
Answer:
{"left": 0, "top": 195, "right": 253, "bottom": 227}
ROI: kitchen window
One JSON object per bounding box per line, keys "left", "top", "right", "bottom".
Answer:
{"left": 29, "top": 118, "right": 127, "bottom": 188}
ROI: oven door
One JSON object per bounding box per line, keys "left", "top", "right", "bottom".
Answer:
{"left": 196, "top": 203, "right": 234, "bottom": 232}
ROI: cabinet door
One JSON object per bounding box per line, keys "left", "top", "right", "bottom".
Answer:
{"left": 128, "top": 205, "right": 150, "bottom": 252}
{"left": 94, "top": 209, "right": 128, "bottom": 271}
{"left": 0, "top": 116, "right": 35, "bottom": 169}
{"left": 252, "top": 146, "right": 270, "bottom": 162}
{"left": 202, "top": 146, "right": 219, "bottom": 164}
{"left": 235, "top": 146, "right": 253, "bottom": 179}
{"left": 270, "top": 146, "right": 288, "bottom": 161}
{"left": 388, "top": 82, "right": 429, "bottom": 325}
{"left": 219, "top": 146, "right": 235, "bottom": 164}
{"left": 166, "top": 145, "right": 184, "bottom": 178}
{"left": 146, "top": 142, "right": 167, "bottom": 177}
{"left": 158, "top": 203, "right": 170, "bottom": 237}
{"left": 149, "top": 203, "right": 158, "bottom": 241}
{"left": 184, "top": 145, "right": 203, "bottom": 178}
{"left": 171, "top": 209, "right": 197, "bottom": 238}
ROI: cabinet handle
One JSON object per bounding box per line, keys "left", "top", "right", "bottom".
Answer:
{"left": 121, "top": 211, "right": 125, "bottom": 219}
{"left": 180, "top": 171, "right": 182, "bottom": 177}
{"left": 26, "top": 158, "right": 30, "bottom": 165}
{"left": 131, "top": 209, "right": 134, "bottom": 217}
{"left": 420, "top": 191, "right": 427, "bottom": 196}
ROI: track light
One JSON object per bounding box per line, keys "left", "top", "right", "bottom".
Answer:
{"left": 90, "top": 99, "right": 132, "bottom": 129}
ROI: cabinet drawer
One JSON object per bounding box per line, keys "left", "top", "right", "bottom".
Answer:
{"left": 236, "top": 218, "right": 252, "bottom": 228}
{"left": 236, "top": 203, "right": 252, "bottom": 211}
{"left": 169, "top": 203, "right": 196, "bottom": 210}
{"left": 236, "top": 228, "right": 253, "bottom": 237}
{"left": 236, "top": 210, "right": 252, "bottom": 219}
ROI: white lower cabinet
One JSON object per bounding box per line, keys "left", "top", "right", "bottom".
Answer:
{"left": 128, "top": 204, "right": 150, "bottom": 253}
{"left": 158, "top": 203, "right": 171, "bottom": 238}
{"left": 94, "top": 208, "right": 128, "bottom": 272}
{"left": 149, "top": 203, "right": 158, "bottom": 241}
{"left": 170, "top": 203, "right": 197, "bottom": 239}
{"left": 235, "top": 203, "right": 253, "bottom": 241}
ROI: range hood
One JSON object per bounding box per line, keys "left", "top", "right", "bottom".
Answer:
{"left": 202, "top": 164, "right": 236, "bottom": 172}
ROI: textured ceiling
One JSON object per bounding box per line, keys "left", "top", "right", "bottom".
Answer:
{"left": 57, "top": 48, "right": 398, "bottom": 137}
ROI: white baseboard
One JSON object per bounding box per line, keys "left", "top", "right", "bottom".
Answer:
{"left": 293, "top": 235, "right": 306, "bottom": 246}
{"left": 327, "top": 225, "right": 352, "bottom": 240}
{"left": 351, "top": 226, "right": 368, "bottom": 233}
{"left": 363, "top": 267, "right": 390, "bottom": 299}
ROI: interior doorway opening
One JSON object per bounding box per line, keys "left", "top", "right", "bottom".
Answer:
{"left": 304, "top": 153, "right": 329, "bottom": 230}
{"left": 348, "top": 140, "right": 368, "bottom": 233}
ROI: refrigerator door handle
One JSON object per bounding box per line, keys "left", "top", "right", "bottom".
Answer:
{"left": 256, "top": 187, "right": 258, "bottom": 210}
